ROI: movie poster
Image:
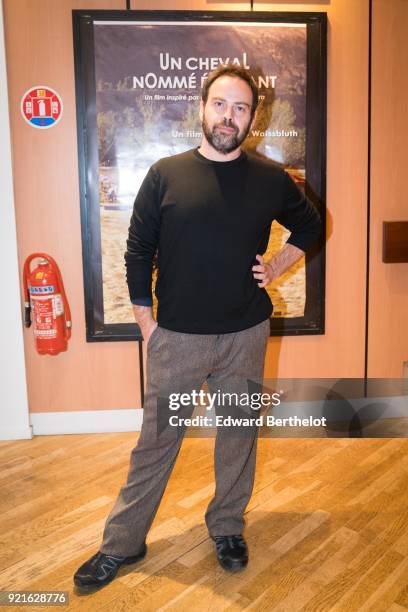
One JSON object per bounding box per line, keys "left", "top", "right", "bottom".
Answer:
{"left": 93, "top": 21, "right": 307, "bottom": 325}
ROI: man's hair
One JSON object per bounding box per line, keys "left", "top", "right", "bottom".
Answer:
{"left": 201, "top": 63, "right": 259, "bottom": 117}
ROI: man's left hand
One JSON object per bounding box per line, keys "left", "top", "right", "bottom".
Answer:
{"left": 252, "top": 254, "right": 276, "bottom": 288}
{"left": 252, "top": 245, "right": 305, "bottom": 288}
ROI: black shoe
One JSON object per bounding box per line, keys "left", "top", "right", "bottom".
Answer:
{"left": 213, "top": 535, "right": 248, "bottom": 572}
{"left": 73, "top": 543, "right": 147, "bottom": 591}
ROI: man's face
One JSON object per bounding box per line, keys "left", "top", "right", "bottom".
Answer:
{"left": 200, "top": 75, "right": 254, "bottom": 154}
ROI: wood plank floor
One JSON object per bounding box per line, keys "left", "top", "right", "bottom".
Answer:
{"left": 0, "top": 434, "right": 407, "bottom": 611}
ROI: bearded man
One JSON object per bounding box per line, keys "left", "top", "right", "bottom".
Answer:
{"left": 74, "top": 63, "right": 321, "bottom": 591}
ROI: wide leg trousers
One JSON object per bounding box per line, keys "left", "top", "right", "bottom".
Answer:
{"left": 100, "top": 318, "right": 270, "bottom": 557}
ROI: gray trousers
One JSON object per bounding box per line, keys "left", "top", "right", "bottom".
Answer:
{"left": 100, "top": 318, "right": 270, "bottom": 557}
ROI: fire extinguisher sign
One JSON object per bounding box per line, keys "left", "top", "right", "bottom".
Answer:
{"left": 20, "top": 86, "right": 63, "bottom": 129}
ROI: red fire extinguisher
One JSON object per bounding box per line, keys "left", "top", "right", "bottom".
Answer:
{"left": 22, "top": 253, "right": 72, "bottom": 355}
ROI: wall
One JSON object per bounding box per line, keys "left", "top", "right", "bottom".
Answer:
{"left": 3, "top": 0, "right": 370, "bottom": 426}
{"left": 368, "top": 0, "right": 408, "bottom": 377}
{"left": 0, "top": 0, "right": 31, "bottom": 439}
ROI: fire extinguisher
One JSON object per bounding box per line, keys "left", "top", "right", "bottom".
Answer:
{"left": 22, "top": 253, "right": 72, "bottom": 355}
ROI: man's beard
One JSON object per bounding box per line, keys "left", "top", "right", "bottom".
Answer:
{"left": 202, "top": 116, "right": 251, "bottom": 154}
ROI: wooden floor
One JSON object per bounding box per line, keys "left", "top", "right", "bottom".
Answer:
{"left": 0, "top": 433, "right": 407, "bottom": 611}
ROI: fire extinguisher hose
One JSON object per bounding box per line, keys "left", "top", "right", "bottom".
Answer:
{"left": 54, "top": 259, "right": 72, "bottom": 340}
{"left": 22, "top": 256, "right": 33, "bottom": 328}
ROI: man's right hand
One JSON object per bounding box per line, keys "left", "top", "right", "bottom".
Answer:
{"left": 132, "top": 304, "right": 157, "bottom": 344}
{"left": 142, "top": 320, "right": 158, "bottom": 345}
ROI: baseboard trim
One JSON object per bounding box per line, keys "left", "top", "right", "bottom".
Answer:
{"left": 30, "top": 409, "right": 144, "bottom": 435}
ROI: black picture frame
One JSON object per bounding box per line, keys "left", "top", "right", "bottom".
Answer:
{"left": 73, "top": 10, "right": 326, "bottom": 342}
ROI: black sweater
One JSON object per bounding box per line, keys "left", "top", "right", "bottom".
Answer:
{"left": 125, "top": 147, "right": 321, "bottom": 334}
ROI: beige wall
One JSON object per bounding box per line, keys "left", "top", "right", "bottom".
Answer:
{"left": 368, "top": 0, "right": 408, "bottom": 377}
{"left": 4, "top": 0, "right": 375, "bottom": 415}
{"left": 258, "top": 1, "right": 369, "bottom": 379}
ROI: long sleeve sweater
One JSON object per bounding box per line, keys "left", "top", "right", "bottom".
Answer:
{"left": 124, "top": 147, "right": 321, "bottom": 334}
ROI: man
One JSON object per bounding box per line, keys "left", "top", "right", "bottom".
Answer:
{"left": 74, "top": 64, "right": 321, "bottom": 590}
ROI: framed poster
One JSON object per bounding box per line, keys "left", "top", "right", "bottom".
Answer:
{"left": 73, "top": 10, "right": 326, "bottom": 341}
